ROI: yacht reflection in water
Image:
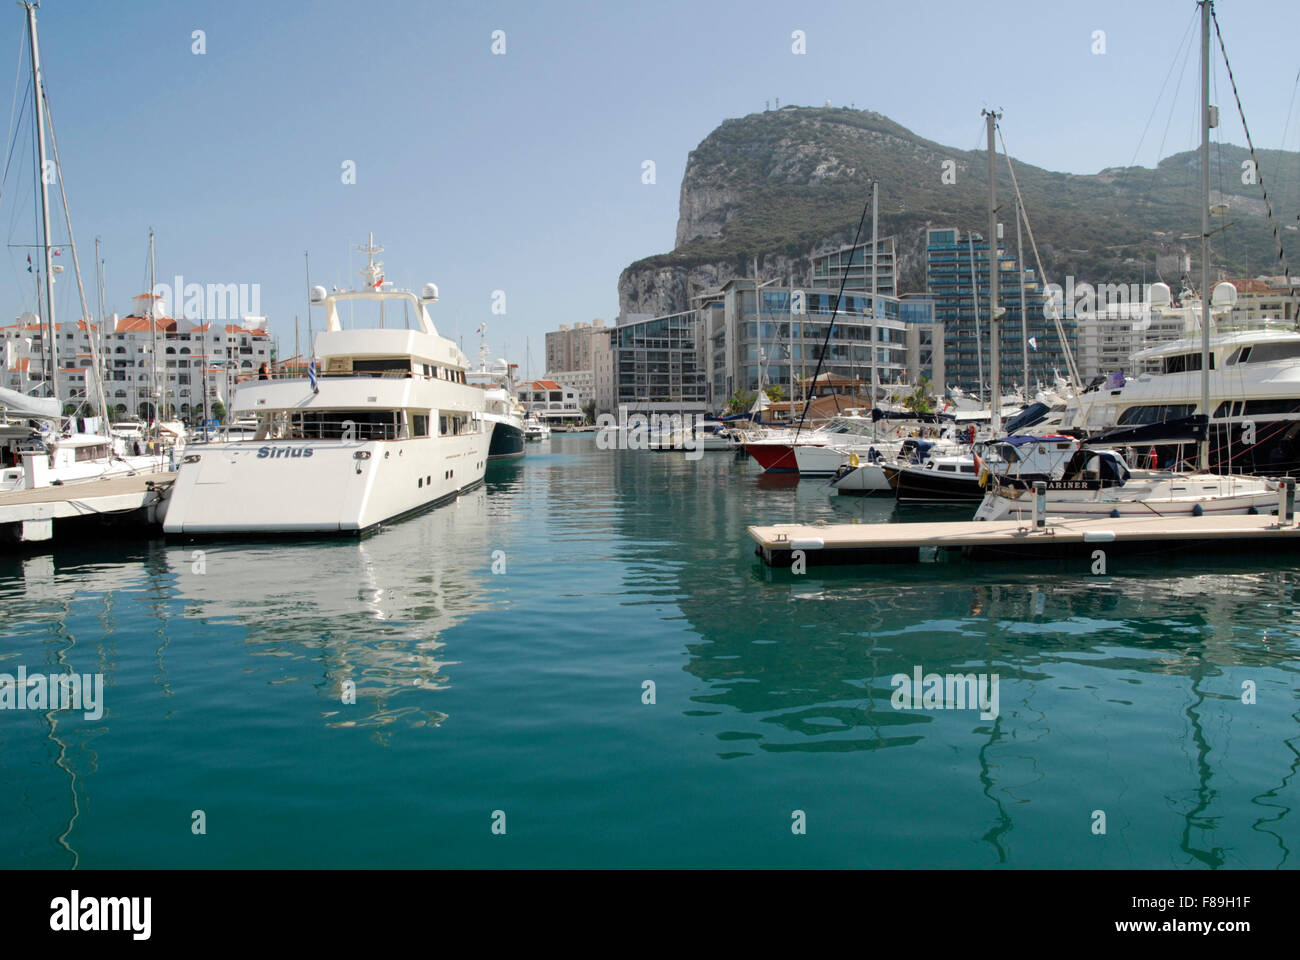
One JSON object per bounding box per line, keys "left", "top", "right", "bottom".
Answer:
{"left": 166, "top": 485, "right": 497, "bottom": 731}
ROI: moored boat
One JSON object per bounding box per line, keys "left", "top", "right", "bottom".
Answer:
{"left": 163, "top": 237, "right": 489, "bottom": 536}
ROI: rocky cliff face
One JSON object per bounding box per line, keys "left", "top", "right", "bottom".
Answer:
{"left": 617, "top": 105, "right": 1292, "bottom": 321}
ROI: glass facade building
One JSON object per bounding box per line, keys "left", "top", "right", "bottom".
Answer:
{"left": 613, "top": 310, "right": 709, "bottom": 413}
{"left": 809, "top": 238, "right": 897, "bottom": 296}
{"left": 710, "top": 283, "right": 937, "bottom": 403}
{"left": 926, "top": 227, "right": 1074, "bottom": 393}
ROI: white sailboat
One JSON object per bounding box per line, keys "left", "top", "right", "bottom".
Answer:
{"left": 163, "top": 236, "right": 490, "bottom": 535}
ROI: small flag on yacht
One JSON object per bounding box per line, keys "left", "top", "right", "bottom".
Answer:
{"left": 1027, "top": 337, "right": 1038, "bottom": 351}
{"left": 26, "top": 254, "right": 31, "bottom": 273}
{"left": 973, "top": 450, "right": 991, "bottom": 488}
{"left": 1104, "top": 369, "right": 1125, "bottom": 390}
{"left": 372, "top": 275, "right": 384, "bottom": 289}
{"left": 308, "top": 358, "right": 318, "bottom": 392}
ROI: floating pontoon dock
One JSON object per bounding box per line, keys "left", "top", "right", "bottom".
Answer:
{"left": 0, "top": 472, "right": 174, "bottom": 544}
{"left": 750, "top": 510, "right": 1300, "bottom": 566}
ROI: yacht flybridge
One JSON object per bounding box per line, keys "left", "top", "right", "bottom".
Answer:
{"left": 163, "top": 238, "right": 489, "bottom": 535}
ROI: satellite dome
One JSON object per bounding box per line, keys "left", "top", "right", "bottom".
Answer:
{"left": 310, "top": 285, "right": 328, "bottom": 304}
{"left": 1147, "top": 282, "right": 1172, "bottom": 309}
{"left": 421, "top": 283, "right": 439, "bottom": 302}
{"left": 1211, "top": 281, "right": 1238, "bottom": 307}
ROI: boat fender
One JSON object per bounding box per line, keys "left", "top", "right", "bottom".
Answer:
{"left": 1110, "top": 509, "right": 1120, "bottom": 518}
{"left": 790, "top": 538, "right": 824, "bottom": 550}
{"left": 1192, "top": 503, "right": 1203, "bottom": 517}
{"left": 1248, "top": 505, "right": 1258, "bottom": 515}
{"left": 849, "top": 453, "right": 860, "bottom": 468}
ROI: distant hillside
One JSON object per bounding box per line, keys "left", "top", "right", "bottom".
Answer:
{"left": 619, "top": 106, "right": 1300, "bottom": 318}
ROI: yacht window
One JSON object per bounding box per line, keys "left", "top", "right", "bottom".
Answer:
{"left": 937, "top": 464, "right": 956, "bottom": 472}
{"left": 1116, "top": 403, "right": 1196, "bottom": 426}
{"left": 1239, "top": 341, "right": 1300, "bottom": 363}
{"left": 412, "top": 414, "right": 429, "bottom": 438}
{"left": 959, "top": 465, "right": 974, "bottom": 473}
{"left": 353, "top": 358, "right": 412, "bottom": 377}
{"left": 1243, "top": 398, "right": 1300, "bottom": 416}
{"left": 1162, "top": 353, "right": 1214, "bottom": 374}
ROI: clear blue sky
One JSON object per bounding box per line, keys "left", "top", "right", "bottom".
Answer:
{"left": 2, "top": 0, "right": 1296, "bottom": 373}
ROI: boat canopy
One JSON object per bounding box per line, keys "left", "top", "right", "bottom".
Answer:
{"left": 1002, "top": 402, "right": 1050, "bottom": 434}
{"left": 870, "top": 408, "right": 954, "bottom": 423}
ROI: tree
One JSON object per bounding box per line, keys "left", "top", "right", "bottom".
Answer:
{"left": 903, "top": 376, "right": 935, "bottom": 415}
{"left": 726, "top": 389, "right": 757, "bottom": 415}
{"left": 764, "top": 384, "right": 784, "bottom": 402}
{"left": 211, "top": 401, "right": 228, "bottom": 424}
{"left": 581, "top": 400, "right": 596, "bottom": 424}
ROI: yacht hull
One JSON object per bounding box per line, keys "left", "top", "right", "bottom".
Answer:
{"left": 163, "top": 433, "right": 489, "bottom": 535}
{"left": 487, "top": 420, "right": 525, "bottom": 461}
{"left": 885, "top": 463, "right": 984, "bottom": 503}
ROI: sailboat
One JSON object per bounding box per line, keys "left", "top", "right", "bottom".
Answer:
{"left": 0, "top": 3, "right": 172, "bottom": 492}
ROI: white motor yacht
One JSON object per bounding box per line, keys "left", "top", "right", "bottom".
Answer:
{"left": 163, "top": 237, "right": 490, "bottom": 535}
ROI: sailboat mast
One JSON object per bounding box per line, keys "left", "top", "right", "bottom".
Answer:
{"left": 985, "top": 108, "right": 1002, "bottom": 435}
{"left": 1016, "top": 199, "right": 1029, "bottom": 395}
{"left": 1198, "top": 0, "right": 1212, "bottom": 470}
{"left": 149, "top": 229, "right": 159, "bottom": 427}
{"left": 969, "top": 236, "right": 982, "bottom": 398}
{"left": 24, "top": 2, "right": 56, "bottom": 399}
{"left": 870, "top": 180, "right": 879, "bottom": 409}
{"left": 95, "top": 237, "right": 105, "bottom": 393}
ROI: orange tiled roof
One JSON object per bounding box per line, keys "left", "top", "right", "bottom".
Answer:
{"left": 115, "top": 314, "right": 177, "bottom": 333}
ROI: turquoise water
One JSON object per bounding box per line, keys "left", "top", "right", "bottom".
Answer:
{"left": 1, "top": 434, "right": 1297, "bottom": 869}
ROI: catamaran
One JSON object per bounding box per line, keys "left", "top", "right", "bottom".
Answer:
{"left": 163, "top": 237, "right": 490, "bottom": 535}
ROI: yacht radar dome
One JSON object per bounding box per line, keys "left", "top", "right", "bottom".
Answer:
{"left": 421, "top": 283, "right": 439, "bottom": 302}
{"left": 310, "top": 285, "right": 328, "bottom": 304}
{"left": 1147, "top": 281, "right": 1172, "bottom": 309}
{"left": 1211, "top": 281, "right": 1237, "bottom": 308}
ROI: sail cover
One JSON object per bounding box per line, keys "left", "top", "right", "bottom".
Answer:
{"left": 0, "top": 384, "right": 60, "bottom": 420}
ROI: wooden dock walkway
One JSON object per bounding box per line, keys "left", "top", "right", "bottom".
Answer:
{"left": 748, "top": 512, "right": 1300, "bottom": 567}
{"left": 0, "top": 472, "right": 175, "bottom": 544}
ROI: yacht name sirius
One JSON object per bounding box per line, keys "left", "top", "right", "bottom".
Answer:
{"left": 163, "top": 238, "right": 489, "bottom": 535}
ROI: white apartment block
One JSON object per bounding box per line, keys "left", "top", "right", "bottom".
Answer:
{"left": 3, "top": 310, "right": 272, "bottom": 421}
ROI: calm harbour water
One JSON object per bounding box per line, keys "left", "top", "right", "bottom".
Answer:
{"left": 1, "top": 433, "right": 1297, "bottom": 869}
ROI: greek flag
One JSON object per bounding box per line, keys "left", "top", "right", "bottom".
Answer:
{"left": 308, "top": 358, "right": 318, "bottom": 392}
